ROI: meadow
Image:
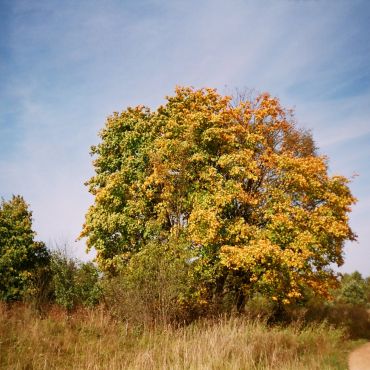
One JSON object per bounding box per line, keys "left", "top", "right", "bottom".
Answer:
{"left": 0, "top": 303, "right": 356, "bottom": 370}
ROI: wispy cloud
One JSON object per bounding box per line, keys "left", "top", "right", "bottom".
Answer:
{"left": 1, "top": 0, "right": 369, "bottom": 269}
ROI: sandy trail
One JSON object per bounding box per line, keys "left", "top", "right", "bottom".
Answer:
{"left": 349, "top": 342, "right": 370, "bottom": 370}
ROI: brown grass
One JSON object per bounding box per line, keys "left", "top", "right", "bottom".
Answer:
{"left": 0, "top": 303, "right": 350, "bottom": 369}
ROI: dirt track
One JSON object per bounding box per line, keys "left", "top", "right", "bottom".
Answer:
{"left": 349, "top": 343, "right": 370, "bottom": 370}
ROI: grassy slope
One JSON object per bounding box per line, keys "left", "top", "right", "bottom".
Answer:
{"left": 0, "top": 304, "right": 352, "bottom": 370}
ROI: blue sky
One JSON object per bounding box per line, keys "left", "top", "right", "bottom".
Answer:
{"left": 1, "top": 0, "right": 369, "bottom": 274}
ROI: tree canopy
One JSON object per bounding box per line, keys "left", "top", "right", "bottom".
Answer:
{"left": 0, "top": 195, "right": 49, "bottom": 301}
{"left": 81, "top": 87, "right": 356, "bottom": 306}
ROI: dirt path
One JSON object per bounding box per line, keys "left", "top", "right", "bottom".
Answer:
{"left": 349, "top": 342, "right": 370, "bottom": 370}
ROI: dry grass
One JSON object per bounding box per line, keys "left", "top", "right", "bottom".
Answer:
{"left": 0, "top": 303, "right": 350, "bottom": 370}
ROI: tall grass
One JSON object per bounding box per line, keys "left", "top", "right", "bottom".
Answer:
{"left": 0, "top": 303, "right": 350, "bottom": 369}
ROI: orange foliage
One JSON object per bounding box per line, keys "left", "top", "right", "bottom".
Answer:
{"left": 81, "top": 87, "right": 356, "bottom": 305}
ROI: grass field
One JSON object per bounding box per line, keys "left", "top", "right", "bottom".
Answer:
{"left": 0, "top": 303, "right": 355, "bottom": 370}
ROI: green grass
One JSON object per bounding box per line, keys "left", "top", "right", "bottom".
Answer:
{"left": 0, "top": 303, "right": 352, "bottom": 369}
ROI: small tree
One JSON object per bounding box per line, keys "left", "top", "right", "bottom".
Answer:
{"left": 103, "top": 237, "right": 203, "bottom": 324}
{"left": 336, "top": 272, "right": 367, "bottom": 306}
{"left": 0, "top": 195, "right": 49, "bottom": 301}
{"left": 50, "top": 251, "right": 101, "bottom": 311}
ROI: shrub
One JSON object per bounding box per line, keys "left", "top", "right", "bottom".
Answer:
{"left": 102, "top": 238, "right": 209, "bottom": 325}
{"left": 336, "top": 272, "right": 367, "bottom": 306}
{"left": 50, "top": 251, "right": 102, "bottom": 312}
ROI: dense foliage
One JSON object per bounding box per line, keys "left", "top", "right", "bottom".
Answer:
{"left": 336, "top": 272, "right": 368, "bottom": 306}
{"left": 49, "top": 251, "right": 102, "bottom": 311}
{"left": 81, "top": 87, "right": 356, "bottom": 308}
{"left": 0, "top": 195, "right": 49, "bottom": 301}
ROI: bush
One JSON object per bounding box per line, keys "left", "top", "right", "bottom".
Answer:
{"left": 102, "top": 238, "right": 208, "bottom": 325}
{"left": 283, "top": 288, "right": 370, "bottom": 340}
{"left": 49, "top": 251, "right": 102, "bottom": 312}
{"left": 336, "top": 272, "right": 367, "bottom": 306}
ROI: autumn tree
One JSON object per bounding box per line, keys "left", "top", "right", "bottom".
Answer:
{"left": 81, "top": 87, "right": 356, "bottom": 309}
{"left": 0, "top": 195, "right": 49, "bottom": 301}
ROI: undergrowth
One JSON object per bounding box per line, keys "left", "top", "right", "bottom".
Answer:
{"left": 0, "top": 303, "right": 351, "bottom": 370}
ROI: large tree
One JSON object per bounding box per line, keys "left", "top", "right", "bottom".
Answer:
{"left": 81, "top": 87, "right": 356, "bottom": 306}
{"left": 0, "top": 195, "right": 49, "bottom": 301}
